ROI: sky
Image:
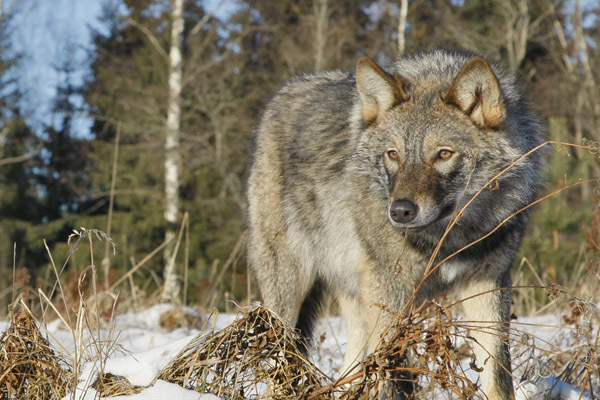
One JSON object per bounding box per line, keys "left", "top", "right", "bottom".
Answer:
{"left": 1, "top": 0, "right": 237, "bottom": 137}
{"left": 3, "top": 0, "right": 105, "bottom": 135}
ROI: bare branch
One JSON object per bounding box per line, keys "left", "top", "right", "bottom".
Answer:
{"left": 0, "top": 149, "right": 37, "bottom": 167}
{"left": 0, "top": 126, "right": 9, "bottom": 155}
{"left": 125, "top": 17, "right": 169, "bottom": 64}
{"left": 189, "top": 0, "right": 226, "bottom": 36}
{"left": 547, "top": 0, "right": 574, "bottom": 74}
{"left": 499, "top": 0, "right": 529, "bottom": 73}
{"left": 574, "top": 0, "right": 596, "bottom": 89}
{"left": 181, "top": 24, "right": 275, "bottom": 88}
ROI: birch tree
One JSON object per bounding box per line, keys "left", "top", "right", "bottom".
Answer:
{"left": 397, "top": 0, "right": 408, "bottom": 54}
{"left": 162, "top": 0, "right": 185, "bottom": 302}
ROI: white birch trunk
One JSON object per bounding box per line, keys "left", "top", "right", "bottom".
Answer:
{"left": 162, "top": 0, "right": 185, "bottom": 302}
{"left": 397, "top": 0, "right": 408, "bottom": 55}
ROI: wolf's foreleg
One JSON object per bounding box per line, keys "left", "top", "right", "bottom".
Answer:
{"left": 460, "top": 271, "right": 515, "bottom": 400}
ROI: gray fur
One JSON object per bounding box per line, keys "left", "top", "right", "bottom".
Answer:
{"left": 247, "top": 49, "right": 545, "bottom": 400}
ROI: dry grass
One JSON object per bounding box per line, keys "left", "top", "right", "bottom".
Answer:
{"left": 156, "top": 306, "right": 331, "bottom": 399}
{"left": 92, "top": 372, "right": 144, "bottom": 397}
{"left": 320, "top": 301, "right": 481, "bottom": 400}
{"left": 0, "top": 294, "right": 598, "bottom": 399}
{"left": 0, "top": 310, "right": 73, "bottom": 400}
{"left": 510, "top": 285, "right": 600, "bottom": 399}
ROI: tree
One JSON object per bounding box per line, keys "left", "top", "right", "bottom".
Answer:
{"left": 85, "top": 0, "right": 250, "bottom": 303}
{"left": 0, "top": 7, "right": 43, "bottom": 298}
{"left": 85, "top": 0, "right": 173, "bottom": 288}
{"left": 397, "top": 0, "right": 408, "bottom": 54}
{"left": 312, "top": 0, "right": 329, "bottom": 71}
{"left": 162, "top": 0, "right": 185, "bottom": 301}
{"left": 37, "top": 63, "right": 90, "bottom": 222}
{"left": 0, "top": 6, "right": 39, "bottom": 222}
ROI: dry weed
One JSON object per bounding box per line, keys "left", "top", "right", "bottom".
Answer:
{"left": 154, "top": 303, "right": 482, "bottom": 399}
{"left": 511, "top": 285, "right": 600, "bottom": 399}
{"left": 156, "top": 306, "right": 332, "bottom": 399}
{"left": 159, "top": 307, "right": 204, "bottom": 331}
{"left": 92, "top": 372, "right": 144, "bottom": 397}
{"left": 0, "top": 310, "right": 73, "bottom": 400}
{"left": 0, "top": 298, "right": 597, "bottom": 399}
{"left": 312, "top": 301, "right": 480, "bottom": 400}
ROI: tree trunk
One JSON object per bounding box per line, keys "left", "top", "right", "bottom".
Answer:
{"left": 573, "top": 0, "right": 593, "bottom": 201}
{"left": 503, "top": 0, "right": 529, "bottom": 73}
{"left": 397, "top": 0, "right": 408, "bottom": 54}
{"left": 313, "top": 0, "right": 329, "bottom": 72}
{"left": 162, "top": 0, "right": 185, "bottom": 302}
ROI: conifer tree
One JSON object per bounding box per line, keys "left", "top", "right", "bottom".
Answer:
{"left": 38, "top": 64, "right": 90, "bottom": 221}
{"left": 0, "top": 9, "right": 42, "bottom": 294}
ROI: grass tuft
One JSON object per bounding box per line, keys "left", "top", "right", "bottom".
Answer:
{"left": 0, "top": 310, "right": 73, "bottom": 400}
{"left": 92, "top": 372, "right": 144, "bottom": 397}
{"left": 156, "top": 306, "right": 331, "bottom": 399}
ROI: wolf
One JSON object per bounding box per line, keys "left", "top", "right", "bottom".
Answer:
{"left": 247, "top": 49, "right": 545, "bottom": 399}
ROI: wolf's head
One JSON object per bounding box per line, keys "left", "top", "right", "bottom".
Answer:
{"left": 353, "top": 52, "right": 541, "bottom": 235}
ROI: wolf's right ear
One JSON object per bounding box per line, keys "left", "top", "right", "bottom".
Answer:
{"left": 356, "top": 57, "right": 408, "bottom": 124}
{"left": 443, "top": 57, "right": 506, "bottom": 128}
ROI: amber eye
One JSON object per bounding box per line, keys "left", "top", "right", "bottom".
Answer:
{"left": 387, "top": 149, "right": 399, "bottom": 160}
{"left": 438, "top": 149, "right": 454, "bottom": 160}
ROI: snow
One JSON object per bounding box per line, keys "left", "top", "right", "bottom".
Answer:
{"left": 67, "top": 380, "right": 220, "bottom": 400}
{"left": 1, "top": 304, "right": 596, "bottom": 399}
{"left": 516, "top": 377, "right": 593, "bottom": 400}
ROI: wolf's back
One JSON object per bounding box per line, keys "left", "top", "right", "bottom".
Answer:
{"left": 248, "top": 71, "right": 360, "bottom": 236}
{"left": 252, "top": 71, "right": 357, "bottom": 170}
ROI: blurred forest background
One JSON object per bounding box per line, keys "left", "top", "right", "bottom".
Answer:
{"left": 0, "top": 0, "right": 598, "bottom": 314}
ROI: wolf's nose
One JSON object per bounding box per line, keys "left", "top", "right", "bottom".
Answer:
{"left": 389, "top": 199, "right": 418, "bottom": 224}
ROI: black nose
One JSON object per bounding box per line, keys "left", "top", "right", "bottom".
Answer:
{"left": 389, "top": 199, "right": 418, "bottom": 224}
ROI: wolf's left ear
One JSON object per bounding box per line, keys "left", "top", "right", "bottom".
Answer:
{"left": 443, "top": 57, "right": 506, "bottom": 128}
{"left": 356, "top": 57, "right": 408, "bottom": 124}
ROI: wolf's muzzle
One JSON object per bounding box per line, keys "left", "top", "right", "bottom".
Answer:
{"left": 389, "top": 199, "right": 418, "bottom": 224}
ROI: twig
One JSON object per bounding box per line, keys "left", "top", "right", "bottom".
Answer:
{"left": 125, "top": 17, "right": 169, "bottom": 64}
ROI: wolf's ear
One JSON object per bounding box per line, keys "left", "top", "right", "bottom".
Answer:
{"left": 443, "top": 57, "right": 506, "bottom": 128}
{"left": 356, "top": 57, "right": 407, "bottom": 124}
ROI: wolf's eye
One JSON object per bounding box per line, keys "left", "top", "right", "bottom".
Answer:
{"left": 437, "top": 149, "right": 454, "bottom": 160}
{"left": 387, "top": 149, "right": 399, "bottom": 160}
